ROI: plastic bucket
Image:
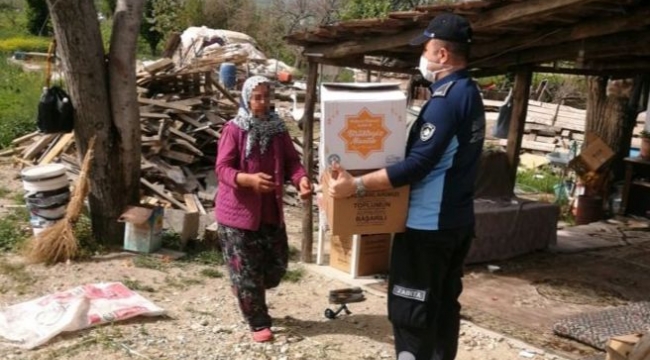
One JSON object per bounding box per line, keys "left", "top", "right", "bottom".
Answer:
{"left": 21, "top": 164, "right": 70, "bottom": 235}
{"left": 575, "top": 195, "right": 603, "bottom": 225}
{"left": 219, "top": 62, "right": 237, "bottom": 90}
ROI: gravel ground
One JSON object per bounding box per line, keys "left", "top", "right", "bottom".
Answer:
{"left": 0, "top": 160, "right": 573, "bottom": 360}
{"left": 0, "top": 250, "right": 571, "bottom": 360}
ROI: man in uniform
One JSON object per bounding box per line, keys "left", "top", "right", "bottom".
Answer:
{"left": 329, "top": 12, "right": 486, "bottom": 360}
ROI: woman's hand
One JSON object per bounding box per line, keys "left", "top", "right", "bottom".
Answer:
{"left": 299, "top": 176, "right": 313, "bottom": 199}
{"left": 237, "top": 172, "right": 275, "bottom": 193}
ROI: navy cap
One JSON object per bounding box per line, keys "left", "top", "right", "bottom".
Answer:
{"left": 410, "top": 13, "right": 472, "bottom": 46}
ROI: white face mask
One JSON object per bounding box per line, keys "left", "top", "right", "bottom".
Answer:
{"left": 418, "top": 55, "right": 452, "bottom": 82}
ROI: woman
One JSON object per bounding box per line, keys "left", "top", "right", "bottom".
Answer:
{"left": 215, "top": 75, "right": 312, "bottom": 342}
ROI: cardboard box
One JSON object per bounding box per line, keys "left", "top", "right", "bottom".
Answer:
{"left": 321, "top": 171, "right": 409, "bottom": 236}
{"left": 569, "top": 134, "right": 615, "bottom": 175}
{"left": 119, "top": 206, "right": 164, "bottom": 253}
{"left": 330, "top": 233, "right": 391, "bottom": 276}
{"left": 606, "top": 333, "right": 643, "bottom": 360}
{"left": 320, "top": 82, "right": 407, "bottom": 171}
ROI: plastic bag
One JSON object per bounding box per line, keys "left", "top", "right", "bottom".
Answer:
{"left": 0, "top": 282, "right": 165, "bottom": 349}
{"left": 37, "top": 86, "right": 74, "bottom": 134}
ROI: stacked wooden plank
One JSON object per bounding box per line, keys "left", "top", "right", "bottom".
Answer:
{"left": 483, "top": 99, "right": 583, "bottom": 153}
{"left": 485, "top": 99, "right": 587, "bottom": 154}
{"left": 6, "top": 59, "right": 242, "bottom": 212}
{"left": 3, "top": 57, "right": 320, "bottom": 214}
{"left": 486, "top": 99, "right": 647, "bottom": 155}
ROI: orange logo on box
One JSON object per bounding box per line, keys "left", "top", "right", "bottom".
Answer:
{"left": 338, "top": 108, "right": 391, "bottom": 158}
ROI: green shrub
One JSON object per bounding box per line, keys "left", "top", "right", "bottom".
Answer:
{"left": 25, "top": 0, "right": 51, "bottom": 36}
{"left": 0, "top": 36, "right": 50, "bottom": 53}
{"left": 516, "top": 166, "right": 562, "bottom": 194}
{"left": 0, "top": 59, "right": 41, "bottom": 148}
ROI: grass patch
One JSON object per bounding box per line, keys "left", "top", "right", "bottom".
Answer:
{"left": 38, "top": 325, "right": 136, "bottom": 360}
{"left": 12, "top": 192, "right": 24, "bottom": 204}
{"left": 164, "top": 275, "right": 183, "bottom": 289}
{"left": 122, "top": 278, "right": 156, "bottom": 293}
{"left": 161, "top": 230, "right": 182, "bottom": 249}
{"left": 132, "top": 255, "right": 167, "bottom": 271}
{"left": 0, "top": 207, "right": 30, "bottom": 251}
{"left": 0, "top": 58, "right": 41, "bottom": 148}
{"left": 199, "top": 268, "right": 223, "bottom": 278}
{"left": 288, "top": 245, "right": 300, "bottom": 261}
{"left": 0, "top": 186, "right": 11, "bottom": 198}
{"left": 184, "top": 277, "right": 204, "bottom": 286}
{"left": 184, "top": 249, "right": 224, "bottom": 266}
{"left": 74, "top": 214, "right": 106, "bottom": 259}
{"left": 0, "top": 258, "right": 34, "bottom": 294}
{"left": 282, "top": 266, "right": 305, "bottom": 283}
{"left": 516, "top": 166, "right": 562, "bottom": 194}
{"left": 164, "top": 274, "right": 204, "bottom": 290}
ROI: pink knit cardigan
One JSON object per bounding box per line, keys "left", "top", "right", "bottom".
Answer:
{"left": 215, "top": 122, "right": 307, "bottom": 231}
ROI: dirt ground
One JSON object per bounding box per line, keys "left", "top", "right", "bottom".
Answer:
{"left": 0, "top": 159, "right": 575, "bottom": 360}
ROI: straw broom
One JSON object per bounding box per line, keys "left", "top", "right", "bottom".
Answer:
{"left": 25, "top": 136, "right": 96, "bottom": 264}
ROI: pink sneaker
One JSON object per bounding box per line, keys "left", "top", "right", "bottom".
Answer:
{"left": 252, "top": 327, "right": 273, "bottom": 342}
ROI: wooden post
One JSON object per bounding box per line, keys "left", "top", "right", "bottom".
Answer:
{"left": 301, "top": 60, "right": 319, "bottom": 263}
{"left": 506, "top": 67, "right": 533, "bottom": 186}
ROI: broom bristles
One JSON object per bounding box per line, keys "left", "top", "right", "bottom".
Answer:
{"left": 66, "top": 138, "right": 95, "bottom": 221}
{"left": 25, "top": 137, "right": 96, "bottom": 264}
{"left": 25, "top": 221, "right": 76, "bottom": 264}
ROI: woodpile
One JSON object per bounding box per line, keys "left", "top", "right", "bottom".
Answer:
{"left": 484, "top": 99, "right": 647, "bottom": 155}
{"left": 504, "top": 100, "right": 586, "bottom": 153}
{"left": 2, "top": 57, "right": 318, "bottom": 214}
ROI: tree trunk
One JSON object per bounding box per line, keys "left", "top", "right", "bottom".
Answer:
{"left": 585, "top": 77, "right": 639, "bottom": 181}
{"left": 47, "top": 0, "right": 144, "bottom": 245}
{"left": 108, "top": 0, "right": 145, "bottom": 217}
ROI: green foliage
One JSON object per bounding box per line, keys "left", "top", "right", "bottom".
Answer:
{"left": 0, "top": 208, "right": 30, "bottom": 252}
{"left": 340, "top": 0, "right": 392, "bottom": 21}
{"left": 0, "top": 60, "right": 41, "bottom": 149}
{"left": 336, "top": 69, "right": 355, "bottom": 83}
{"left": 339, "top": 0, "right": 454, "bottom": 20}
{"left": 140, "top": 0, "right": 163, "bottom": 55}
{"left": 133, "top": 255, "right": 167, "bottom": 271}
{"left": 185, "top": 249, "right": 224, "bottom": 266}
{"left": 199, "top": 267, "right": 223, "bottom": 278}
{"left": 161, "top": 230, "right": 182, "bottom": 249}
{"left": 99, "top": 16, "right": 113, "bottom": 52}
{"left": 516, "top": 166, "right": 562, "bottom": 195}
{"left": 288, "top": 245, "right": 300, "bottom": 261}
{"left": 122, "top": 278, "right": 156, "bottom": 292}
{"left": 151, "top": 0, "right": 185, "bottom": 38}
{"left": 0, "top": 36, "right": 50, "bottom": 52}
{"left": 24, "top": 0, "right": 50, "bottom": 36}
{"left": 253, "top": 12, "right": 296, "bottom": 66}
{"left": 282, "top": 266, "right": 305, "bottom": 283}
{"left": 182, "top": 0, "right": 206, "bottom": 27}
{"left": 0, "top": 1, "right": 26, "bottom": 36}
{"left": 75, "top": 214, "right": 107, "bottom": 259}
{"left": 101, "top": 0, "right": 117, "bottom": 17}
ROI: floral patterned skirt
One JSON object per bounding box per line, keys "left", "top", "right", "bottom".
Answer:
{"left": 217, "top": 224, "right": 288, "bottom": 329}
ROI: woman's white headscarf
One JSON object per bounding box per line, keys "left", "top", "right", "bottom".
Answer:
{"left": 232, "top": 76, "right": 287, "bottom": 158}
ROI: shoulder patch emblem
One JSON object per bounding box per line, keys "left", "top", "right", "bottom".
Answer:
{"left": 420, "top": 122, "right": 435, "bottom": 141}
{"left": 432, "top": 80, "right": 455, "bottom": 98}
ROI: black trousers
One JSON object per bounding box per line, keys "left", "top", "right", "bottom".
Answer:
{"left": 388, "top": 226, "right": 474, "bottom": 360}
